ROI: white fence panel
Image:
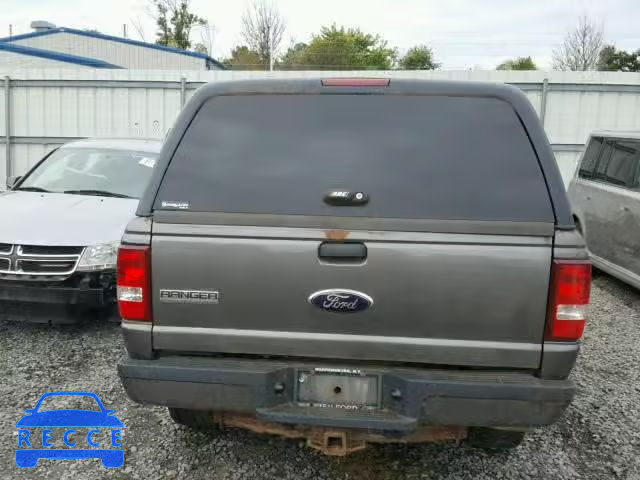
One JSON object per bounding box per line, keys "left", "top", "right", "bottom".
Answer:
{"left": 1, "top": 69, "right": 640, "bottom": 187}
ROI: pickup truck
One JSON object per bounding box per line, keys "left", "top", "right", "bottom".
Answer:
{"left": 117, "top": 78, "right": 591, "bottom": 455}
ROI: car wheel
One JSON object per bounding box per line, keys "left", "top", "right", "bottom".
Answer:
{"left": 467, "top": 428, "right": 526, "bottom": 451}
{"left": 573, "top": 216, "right": 583, "bottom": 234}
{"left": 94, "top": 304, "right": 120, "bottom": 323}
{"left": 168, "top": 407, "right": 217, "bottom": 431}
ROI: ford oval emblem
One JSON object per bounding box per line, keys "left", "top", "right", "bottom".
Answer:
{"left": 308, "top": 289, "right": 373, "bottom": 313}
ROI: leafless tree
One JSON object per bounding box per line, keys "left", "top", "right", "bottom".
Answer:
{"left": 552, "top": 15, "right": 604, "bottom": 71}
{"left": 240, "top": 0, "right": 286, "bottom": 69}
{"left": 198, "top": 21, "right": 216, "bottom": 56}
{"left": 131, "top": 17, "right": 148, "bottom": 42}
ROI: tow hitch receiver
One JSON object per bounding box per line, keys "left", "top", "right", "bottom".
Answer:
{"left": 308, "top": 430, "right": 366, "bottom": 456}
{"left": 212, "top": 413, "right": 466, "bottom": 456}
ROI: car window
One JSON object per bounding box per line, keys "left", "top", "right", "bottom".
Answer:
{"left": 155, "top": 94, "right": 553, "bottom": 222}
{"left": 592, "top": 141, "right": 613, "bottom": 181}
{"left": 36, "top": 395, "right": 101, "bottom": 412}
{"left": 605, "top": 140, "right": 640, "bottom": 188}
{"left": 578, "top": 137, "right": 603, "bottom": 179}
{"left": 18, "top": 147, "right": 158, "bottom": 198}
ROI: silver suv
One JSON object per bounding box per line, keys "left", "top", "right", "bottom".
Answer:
{"left": 568, "top": 131, "right": 640, "bottom": 289}
{"left": 117, "top": 79, "right": 591, "bottom": 455}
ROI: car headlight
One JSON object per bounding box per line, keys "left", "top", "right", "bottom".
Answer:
{"left": 77, "top": 241, "right": 119, "bottom": 272}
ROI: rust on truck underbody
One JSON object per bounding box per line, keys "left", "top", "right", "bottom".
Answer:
{"left": 212, "top": 413, "right": 467, "bottom": 456}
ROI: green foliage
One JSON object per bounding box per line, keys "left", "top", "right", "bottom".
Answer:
{"left": 496, "top": 56, "right": 537, "bottom": 70}
{"left": 277, "top": 42, "right": 309, "bottom": 70}
{"left": 398, "top": 45, "right": 439, "bottom": 70}
{"left": 224, "top": 46, "right": 265, "bottom": 70}
{"left": 280, "top": 24, "right": 396, "bottom": 70}
{"left": 597, "top": 45, "right": 640, "bottom": 72}
{"left": 153, "top": 0, "right": 205, "bottom": 50}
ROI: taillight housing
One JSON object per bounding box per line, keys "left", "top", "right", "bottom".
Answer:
{"left": 116, "top": 245, "right": 151, "bottom": 322}
{"left": 545, "top": 260, "right": 591, "bottom": 341}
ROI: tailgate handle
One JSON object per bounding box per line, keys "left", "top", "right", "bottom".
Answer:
{"left": 318, "top": 242, "right": 367, "bottom": 260}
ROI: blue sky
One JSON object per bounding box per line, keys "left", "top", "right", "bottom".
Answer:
{"left": 5, "top": 0, "right": 640, "bottom": 68}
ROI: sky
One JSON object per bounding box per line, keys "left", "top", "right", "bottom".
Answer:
{"left": 4, "top": 0, "right": 640, "bottom": 69}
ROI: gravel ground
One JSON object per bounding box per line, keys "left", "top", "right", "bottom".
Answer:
{"left": 0, "top": 273, "right": 639, "bottom": 480}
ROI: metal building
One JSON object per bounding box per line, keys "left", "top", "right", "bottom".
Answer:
{"left": 0, "top": 22, "right": 225, "bottom": 70}
{"left": 0, "top": 41, "right": 121, "bottom": 69}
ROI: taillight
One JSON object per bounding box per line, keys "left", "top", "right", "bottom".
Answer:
{"left": 116, "top": 245, "right": 151, "bottom": 322}
{"left": 545, "top": 260, "right": 591, "bottom": 341}
{"left": 321, "top": 78, "right": 390, "bottom": 87}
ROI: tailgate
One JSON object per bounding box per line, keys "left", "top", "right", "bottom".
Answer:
{"left": 151, "top": 221, "right": 552, "bottom": 369}
{"left": 147, "top": 92, "right": 557, "bottom": 369}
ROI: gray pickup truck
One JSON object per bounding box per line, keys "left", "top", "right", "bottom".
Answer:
{"left": 117, "top": 79, "right": 591, "bottom": 455}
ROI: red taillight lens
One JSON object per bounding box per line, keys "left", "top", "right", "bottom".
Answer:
{"left": 545, "top": 260, "right": 591, "bottom": 341}
{"left": 116, "top": 245, "right": 151, "bottom": 322}
{"left": 321, "top": 78, "right": 390, "bottom": 87}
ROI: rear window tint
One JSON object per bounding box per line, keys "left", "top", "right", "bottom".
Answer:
{"left": 593, "top": 142, "right": 612, "bottom": 180}
{"left": 605, "top": 140, "right": 639, "bottom": 187}
{"left": 155, "top": 95, "right": 553, "bottom": 222}
{"left": 578, "top": 137, "right": 603, "bottom": 179}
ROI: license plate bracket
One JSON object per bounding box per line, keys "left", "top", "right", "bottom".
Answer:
{"left": 295, "top": 368, "right": 380, "bottom": 409}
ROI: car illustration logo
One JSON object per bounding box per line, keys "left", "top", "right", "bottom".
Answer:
{"left": 308, "top": 289, "right": 373, "bottom": 313}
{"left": 15, "top": 391, "right": 124, "bottom": 469}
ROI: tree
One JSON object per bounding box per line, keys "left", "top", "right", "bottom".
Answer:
{"left": 597, "top": 44, "right": 640, "bottom": 72}
{"left": 289, "top": 24, "right": 396, "bottom": 70}
{"left": 496, "top": 56, "right": 537, "bottom": 70}
{"left": 223, "top": 46, "right": 265, "bottom": 70}
{"left": 597, "top": 44, "right": 616, "bottom": 70}
{"left": 131, "top": 16, "right": 148, "bottom": 42}
{"left": 398, "top": 45, "right": 439, "bottom": 70}
{"left": 241, "top": 0, "right": 286, "bottom": 69}
{"left": 193, "top": 21, "right": 215, "bottom": 56}
{"left": 277, "top": 41, "right": 308, "bottom": 69}
{"left": 152, "top": 0, "right": 206, "bottom": 50}
{"left": 552, "top": 15, "right": 604, "bottom": 71}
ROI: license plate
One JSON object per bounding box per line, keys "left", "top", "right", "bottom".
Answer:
{"left": 296, "top": 368, "right": 379, "bottom": 409}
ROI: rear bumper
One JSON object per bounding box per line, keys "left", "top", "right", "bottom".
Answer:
{"left": 0, "top": 273, "right": 117, "bottom": 323}
{"left": 118, "top": 356, "right": 575, "bottom": 431}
